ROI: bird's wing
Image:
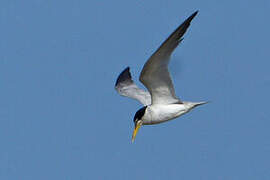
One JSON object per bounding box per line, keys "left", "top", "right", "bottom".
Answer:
{"left": 115, "top": 67, "right": 151, "bottom": 106}
{"left": 139, "top": 11, "right": 198, "bottom": 105}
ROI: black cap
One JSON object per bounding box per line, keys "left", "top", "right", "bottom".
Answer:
{"left": 133, "top": 106, "right": 147, "bottom": 124}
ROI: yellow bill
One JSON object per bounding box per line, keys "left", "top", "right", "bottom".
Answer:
{"left": 131, "top": 123, "right": 142, "bottom": 143}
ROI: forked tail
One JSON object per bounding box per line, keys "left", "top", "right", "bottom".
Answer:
{"left": 193, "top": 101, "right": 209, "bottom": 107}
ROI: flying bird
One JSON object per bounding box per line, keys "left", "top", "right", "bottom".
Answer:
{"left": 115, "top": 11, "right": 207, "bottom": 142}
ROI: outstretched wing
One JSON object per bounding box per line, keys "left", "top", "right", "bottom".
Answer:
{"left": 115, "top": 67, "right": 151, "bottom": 105}
{"left": 139, "top": 11, "right": 198, "bottom": 105}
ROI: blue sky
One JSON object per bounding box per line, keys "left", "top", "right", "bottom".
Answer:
{"left": 0, "top": 0, "right": 270, "bottom": 179}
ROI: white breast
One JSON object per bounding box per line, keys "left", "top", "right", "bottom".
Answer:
{"left": 142, "top": 104, "right": 188, "bottom": 125}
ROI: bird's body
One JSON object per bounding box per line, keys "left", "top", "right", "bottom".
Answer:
{"left": 115, "top": 11, "right": 208, "bottom": 142}
{"left": 139, "top": 102, "right": 207, "bottom": 125}
{"left": 140, "top": 104, "right": 188, "bottom": 125}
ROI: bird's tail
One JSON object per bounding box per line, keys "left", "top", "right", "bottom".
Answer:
{"left": 193, "top": 101, "right": 209, "bottom": 107}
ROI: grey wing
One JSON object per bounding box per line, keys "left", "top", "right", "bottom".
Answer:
{"left": 115, "top": 67, "right": 151, "bottom": 106}
{"left": 139, "top": 11, "right": 198, "bottom": 105}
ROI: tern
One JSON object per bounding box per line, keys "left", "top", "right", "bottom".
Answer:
{"left": 115, "top": 11, "right": 207, "bottom": 142}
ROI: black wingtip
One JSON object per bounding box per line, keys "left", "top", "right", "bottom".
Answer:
{"left": 187, "top": 10, "right": 199, "bottom": 22}
{"left": 115, "top": 66, "right": 133, "bottom": 87}
{"left": 192, "top": 10, "right": 199, "bottom": 17}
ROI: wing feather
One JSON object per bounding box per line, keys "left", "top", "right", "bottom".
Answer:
{"left": 115, "top": 67, "right": 151, "bottom": 105}
{"left": 139, "top": 11, "right": 198, "bottom": 104}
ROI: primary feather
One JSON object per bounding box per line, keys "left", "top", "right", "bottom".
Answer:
{"left": 115, "top": 67, "right": 151, "bottom": 105}
{"left": 140, "top": 11, "right": 198, "bottom": 105}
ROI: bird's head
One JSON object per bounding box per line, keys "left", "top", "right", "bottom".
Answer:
{"left": 132, "top": 106, "right": 147, "bottom": 142}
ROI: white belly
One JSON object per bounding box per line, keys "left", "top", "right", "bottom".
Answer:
{"left": 142, "top": 104, "right": 188, "bottom": 125}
